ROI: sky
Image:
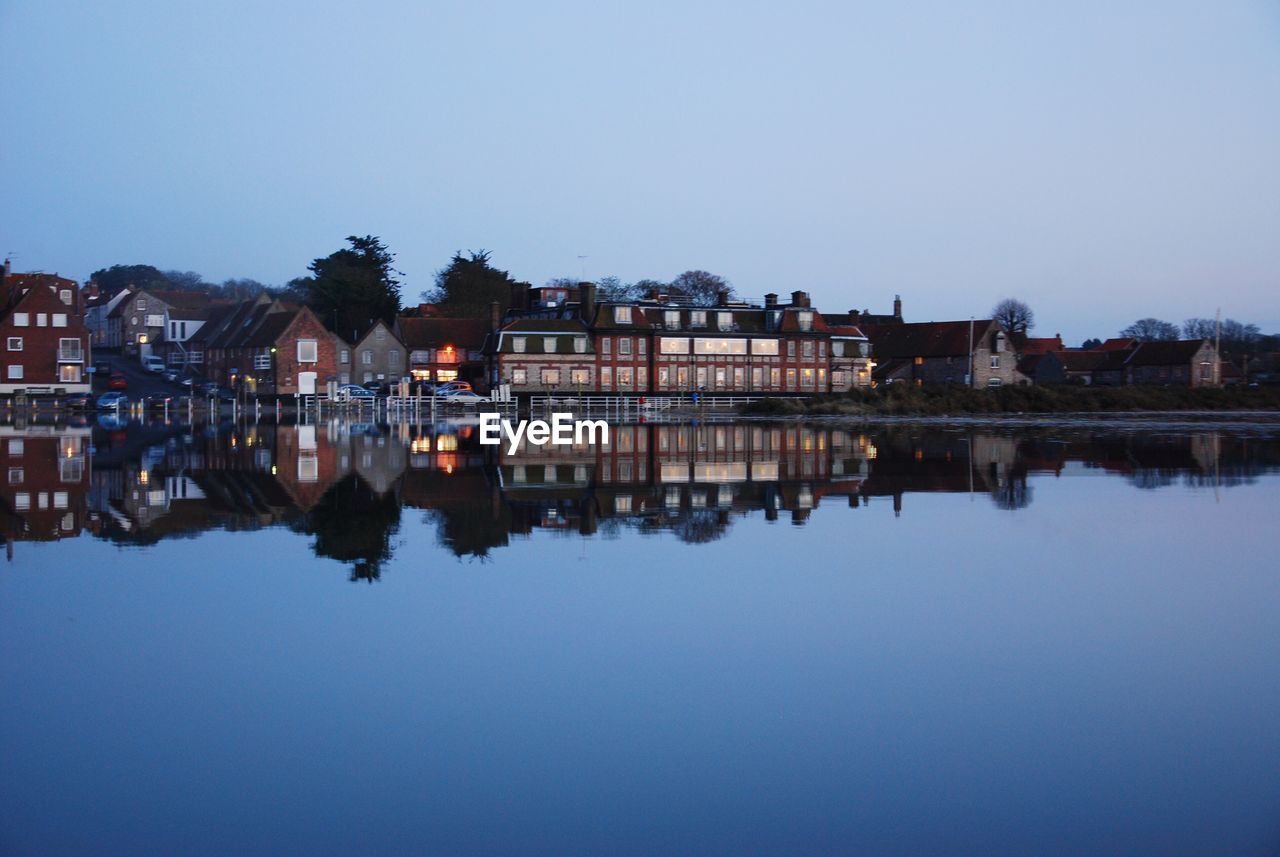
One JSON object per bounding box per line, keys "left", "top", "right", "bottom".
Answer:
{"left": 2, "top": 0, "right": 1278, "bottom": 345}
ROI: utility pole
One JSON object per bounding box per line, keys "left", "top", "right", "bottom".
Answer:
{"left": 967, "top": 317, "right": 975, "bottom": 388}
{"left": 1215, "top": 307, "right": 1222, "bottom": 387}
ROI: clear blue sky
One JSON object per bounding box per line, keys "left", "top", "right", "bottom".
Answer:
{"left": 2, "top": 0, "right": 1277, "bottom": 344}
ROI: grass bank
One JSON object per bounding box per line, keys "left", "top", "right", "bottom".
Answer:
{"left": 741, "top": 384, "right": 1280, "bottom": 417}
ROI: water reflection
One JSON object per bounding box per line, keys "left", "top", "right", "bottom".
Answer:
{"left": 3, "top": 417, "right": 1277, "bottom": 577}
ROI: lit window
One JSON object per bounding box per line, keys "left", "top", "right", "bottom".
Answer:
{"left": 512, "top": 368, "right": 528, "bottom": 385}
{"left": 541, "top": 368, "right": 561, "bottom": 385}
{"left": 614, "top": 306, "right": 632, "bottom": 324}
{"left": 571, "top": 368, "right": 590, "bottom": 385}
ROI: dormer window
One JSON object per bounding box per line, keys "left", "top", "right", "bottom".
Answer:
{"left": 717, "top": 312, "right": 733, "bottom": 331}
{"left": 664, "top": 310, "right": 680, "bottom": 329}
{"left": 512, "top": 336, "right": 527, "bottom": 353}
{"left": 690, "top": 311, "right": 707, "bottom": 328}
{"left": 798, "top": 311, "right": 814, "bottom": 332}
{"left": 614, "top": 306, "right": 632, "bottom": 324}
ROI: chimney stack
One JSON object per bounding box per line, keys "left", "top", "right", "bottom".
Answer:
{"left": 893, "top": 294, "right": 902, "bottom": 320}
{"left": 717, "top": 289, "right": 730, "bottom": 307}
{"left": 580, "top": 281, "right": 597, "bottom": 322}
{"left": 849, "top": 310, "right": 861, "bottom": 324}
{"left": 489, "top": 301, "right": 502, "bottom": 333}
{"left": 764, "top": 293, "right": 778, "bottom": 308}
{"left": 791, "top": 290, "right": 810, "bottom": 308}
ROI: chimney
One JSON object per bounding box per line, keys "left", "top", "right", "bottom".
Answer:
{"left": 580, "top": 281, "right": 597, "bottom": 322}
{"left": 764, "top": 293, "right": 778, "bottom": 308}
{"left": 791, "top": 290, "right": 810, "bottom": 308}
{"left": 509, "top": 281, "right": 527, "bottom": 311}
{"left": 717, "top": 289, "right": 730, "bottom": 307}
{"left": 849, "top": 310, "right": 861, "bottom": 324}
{"left": 893, "top": 294, "right": 902, "bottom": 320}
{"left": 489, "top": 300, "right": 502, "bottom": 333}
{"left": 2, "top": 258, "right": 9, "bottom": 279}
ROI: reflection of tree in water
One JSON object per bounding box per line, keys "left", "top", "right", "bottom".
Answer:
{"left": 428, "top": 502, "right": 511, "bottom": 559}
{"left": 667, "top": 508, "right": 732, "bottom": 544}
{"left": 1128, "top": 469, "right": 1180, "bottom": 490}
{"left": 293, "top": 475, "right": 401, "bottom": 582}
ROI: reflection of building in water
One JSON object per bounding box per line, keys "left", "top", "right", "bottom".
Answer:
{"left": 857, "top": 431, "right": 1024, "bottom": 515}
{"left": 0, "top": 424, "right": 91, "bottom": 555}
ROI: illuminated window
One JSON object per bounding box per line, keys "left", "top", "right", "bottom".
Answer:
{"left": 614, "top": 306, "right": 632, "bottom": 324}
{"left": 751, "top": 339, "right": 779, "bottom": 355}
{"left": 511, "top": 368, "right": 527, "bottom": 385}
{"left": 659, "top": 337, "right": 689, "bottom": 355}
{"left": 541, "top": 368, "right": 561, "bottom": 385}
{"left": 512, "top": 336, "right": 526, "bottom": 353}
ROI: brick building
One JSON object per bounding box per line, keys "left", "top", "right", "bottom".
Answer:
{"left": 0, "top": 267, "right": 92, "bottom": 396}
{"left": 862, "top": 318, "right": 1019, "bottom": 387}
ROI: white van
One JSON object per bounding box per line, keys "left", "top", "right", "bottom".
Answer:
{"left": 143, "top": 355, "right": 166, "bottom": 373}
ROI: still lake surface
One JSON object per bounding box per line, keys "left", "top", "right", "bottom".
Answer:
{"left": 2, "top": 415, "right": 1279, "bottom": 855}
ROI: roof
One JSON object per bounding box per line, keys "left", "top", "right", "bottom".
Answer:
{"left": 496, "top": 319, "right": 593, "bottom": 354}
{"left": 396, "top": 317, "right": 492, "bottom": 349}
{"left": 1126, "top": 340, "right": 1210, "bottom": 366}
{"left": 862, "top": 319, "right": 1000, "bottom": 359}
{"left": 1014, "top": 334, "right": 1064, "bottom": 355}
{"left": 1094, "top": 338, "right": 1137, "bottom": 352}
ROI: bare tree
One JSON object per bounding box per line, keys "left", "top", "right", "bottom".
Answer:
{"left": 1120, "top": 318, "right": 1179, "bottom": 341}
{"left": 992, "top": 298, "right": 1034, "bottom": 334}
{"left": 670, "top": 270, "right": 734, "bottom": 306}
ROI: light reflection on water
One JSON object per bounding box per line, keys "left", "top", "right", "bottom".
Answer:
{"left": 2, "top": 417, "right": 1279, "bottom": 855}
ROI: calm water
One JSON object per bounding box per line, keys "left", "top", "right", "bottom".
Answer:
{"left": 2, "top": 416, "right": 1279, "bottom": 856}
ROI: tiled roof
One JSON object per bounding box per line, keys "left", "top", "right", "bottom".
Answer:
{"left": 862, "top": 319, "right": 999, "bottom": 359}
{"left": 397, "top": 317, "right": 491, "bottom": 349}
{"left": 1126, "top": 340, "right": 1209, "bottom": 366}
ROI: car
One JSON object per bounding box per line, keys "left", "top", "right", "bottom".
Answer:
{"left": 108, "top": 373, "right": 128, "bottom": 390}
{"left": 162, "top": 368, "right": 180, "bottom": 382}
{"left": 63, "top": 392, "right": 94, "bottom": 409}
{"left": 93, "top": 360, "right": 111, "bottom": 375}
{"left": 438, "top": 389, "right": 486, "bottom": 405}
{"left": 96, "top": 391, "right": 129, "bottom": 409}
{"left": 335, "top": 383, "right": 376, "bottom": 403}
{"left": 143, "top": 356, "right": 166, "bottom": 372}
{"left": 434, "top": 381, "right": 474, "bottom": 397}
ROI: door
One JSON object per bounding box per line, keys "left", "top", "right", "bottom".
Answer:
{"left": 299, "top": 371, "right": 317, "bottom": 395}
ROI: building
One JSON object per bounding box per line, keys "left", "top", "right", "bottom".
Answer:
{"left": 104, "top": 289, "right": 212, "bottom": 358}
{"left": 0, "top": 266, "right": 92, "bottom": 396}
{"left": 1124, "top": 340, "right": 1219, "bottom": 387}
{"left": 492, "top": 283, "right": 874, "bottom": 395}
{"left": 396, "top": 315, "right": 493, "bottom": 391}
{"left": 343, "top": 320, "right": 407, "bottom": 387}
{"left": 862, "top": 318, "right": 1018, "bottom": 387}
{"left": 186, "top": 295, "right": 342, "bottom": 396}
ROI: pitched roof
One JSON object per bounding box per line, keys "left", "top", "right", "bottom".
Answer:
{"left": 1126, "top": 340, "right": 1209, "bottom": 366}
{"left": 396, "top": 317, "right": 492, "bottom": 349}
{"left": 862, "top": 319, "right": 1000, "bottom": 359}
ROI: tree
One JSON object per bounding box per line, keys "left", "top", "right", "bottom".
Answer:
{"left": 89, "top": 264, "right": 170, "bottom": 294}
{"left": 162, "top": 270, "right": 213, "bottom": 291}
{"left": 1082, "top": 338, "right": 1103, "bottom": 350}
{"left": 302, "top": 235, "right": 402, "bottom": 337}
{"left": 1120, "top": 318, "right": 1179, "bottom": 342}
{"left": 992, "top": 298, "right": 1034, "bottom": 334}
{"left": 669, "top": 270, "right": 734, "bottom": 306}
{"left": 1184, "top": 317, "right": 1263, "bottom": 353}
{"left": 596, "top": 275, "right": 647, "bottom": 303}
{"left": 426, "top": 250, "right": 520, "bottom": 317}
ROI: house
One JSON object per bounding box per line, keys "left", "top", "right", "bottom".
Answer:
{"left": 186, "top": 295, "right": 342, "bottom": 396}
{"left": 157, "top": 301, "right": 224, "bottom": 369}
{"left": 492, "top": 318, "right": 595, "bottom": 393}
{"left": 83, "top": 287, "right": 133, "bottom": 348}
{"left": 861, "top": 318, "right": 1018, "bottom": 387}
{"left": 104, "top": 289, "right": 211, "bottom": 359}
{"left": 1124, "top": 339, "right": 1218, "bottom": 387}
{"left": 0, "top": 266, "right": 92, "bottom": 395}
{"left": 396, "top": 314, "right": 493, "bottom": 391}
{"left": 343, "top": 320, "right": 407, "bottom": 387}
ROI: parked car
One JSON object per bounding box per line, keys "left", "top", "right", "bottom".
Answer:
{"left": 434, "top": 381, "right": 474, "bottom": 397}
{"left": 108, "top": 373, "right": 128, "bottom": 390}
{"left": 142, "top": 355, "right": 166, "bottom": 372}
{"left": 438, "top": 389, "right": 486, "bottom": 405}
{"left": 96, "top": 391, "right": 129, "bottom": 409}
{"left": 335, "top": 383, "right": 376, "bottom": 403}
{"left": 64, "top": 392, "right": 94, "bottom": 409}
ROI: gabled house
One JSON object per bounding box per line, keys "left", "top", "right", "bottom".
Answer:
{"left": 1124, "top": 339, "right": 1219, "bottom": 387}
{"left": 0, "top": 266, "right": 91, "bottom": 395}
{"left": 343, "top": 320, "right": 407, "bottom": 387}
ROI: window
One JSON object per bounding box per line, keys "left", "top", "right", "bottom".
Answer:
{"left": 375, "top": 327, "right": 386, "bottom": 341}
{"left": 7, "top": 364, "right": 22, "bottom": 379}
{"left": 340, "top": 349, "right": 349, "bottom": 364}
{"left": 638, "top": 338, "right": 646, "bottom": 356}
{"left": 600, "top": 366, "right": 612, "bottom": 388}
{"left": 617, "top": 367, "right": 634, "bottom": 388}
{"left": 144, "top": 314, "right": 163, "bottom": 327}
{"left": 618, "top": 337, "right": 632, "bottom": 356}
{"left": 990, "top": 355, "right": 1000, "bottom": 369}
{"left": 59, "top": 365, "right": 81, "bottom": 383}
{"left": 717, "top": 312, "right": 733, "bottom": 331}
{"left": 254, "top": 351, "right": 271, "bottom": 369}
{"left": 571, "top": 368, "right": 590, "bottom": 385}
{"left": 664, "top": 310, "right": 680, "bottom": 329}
{"left": 59, "top": 338, "right": 82, "bottom": 361}
{"left": 36, "top": 313, "right": 47, "bottom": 327}
{"left": 659, "top": 337, "right": 689, "bottom": 355}
{"left": 543, "top": 337, "right": 557, "bottom": 353}
{"left": 8, "top": 439, "right": 22, "bottom": 455}
{"left": 832, "top": 341, "right": 845, "bottom": 357}
{"left": 541, "top": 368, "right": 561, "bottom": 386}
{"left": 53, "top": 313, "right": 68, "bottom": 327}
{"left": 389, "top": 349, "right": 400, "bottom": 365}
{"left": 512, "top": 336, "right": 527, "bottom": 353}
{"left": 8, "top": 468, "right": 23, "bottom": 484}
{"left": 787, "top": 341, "right": 796, "bottom": 357}
{"left": 802, "top": 341, "right": 815, "bottom": 358}
{"left": 689, "top": 310, "right": 707, "bottom": 328}
{"left": 798, "top": 311, "right": 814, "bottom": 331}
{"left": 362, "top": 349, "right": 373, "bottom": 365}
{"left": 601, "top": 337, "right": 611, "bottom": 355}
{"left": 137, "top": 299, "right": 147, "bottom": 311}
{"left": 15, "top": 492, "right": 29, "bottom": 511}
{"left": 693, "top": 338, "right": 747, "bottom": 355}
{"left": 818, "top": 341, "right": 826, "bottom": 358}
{"left": 914, "top": 356, "right": 924, "bottom": 365}
{"left": 770, "top": 368, "right": 781, "bottom": 387}
{"left": 13, "top": 313, "right": 28, "bottom": 326}
{"left": 786, "top": 368, "right": 797, "bottom": 389}
{"left": 801, "top": 368, "right": 815, "bottom": 388}
{"left": 658, "top": 367, "right": 670, "bottom": 387}
{"left": 6, "top": 337, "right": 21, "bottom": 351}
{"left": 987, "top": 377, "right": 1003, "bottom": 387}
{"left": 297, "top": 339, "right": 318, "bottom": 363}
{"left": 573, "top": 337, "right": 586, "bottom": 354}
{"left": 511, "top": 368, "right": 528, "bottom": 385}
{"left": 614, "top": 306, "right": 632, "bottom": 324}
{"left": 751, "top": 339, "right": 779, "bottom": 355}
{"left": 363, "top": 371, "right": 373, "bottom": 383}
{"left": 60, "top": 289, "right": 72, "bottom": 305}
